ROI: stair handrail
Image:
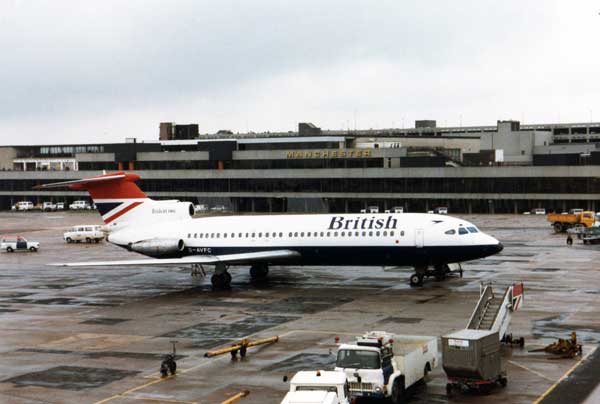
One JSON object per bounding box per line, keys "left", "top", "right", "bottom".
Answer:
{"left": 467, "top": 284, "right": 494, "bottom": 329}
{"left": 490, "top": 285, "right": 514, "bottom": 336}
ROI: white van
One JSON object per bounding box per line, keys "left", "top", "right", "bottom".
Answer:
{"left": 69, "top": 200, "right": 91, "bottom": 210}
{"left": 12, "top": 201, "right": 34, "bottom": 211}
{"left": 63, "top": 225, "right": 105, "bottom": 243}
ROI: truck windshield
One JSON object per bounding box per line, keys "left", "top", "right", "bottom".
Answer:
{"left": 336, "top": 349, "right": 380, "bottom": 369}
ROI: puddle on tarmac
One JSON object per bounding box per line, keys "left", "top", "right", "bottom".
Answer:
{"left": 162, "top": 315, "right": 299, "bottom": 349}
{"left": 533, "top": 314, "right": 600, "bottom": 343}
{"left": 261, "top": 353, "right": 336, "bottom": 373}
{"left": 4, "top": 366, "right": 139, "bottom": 390}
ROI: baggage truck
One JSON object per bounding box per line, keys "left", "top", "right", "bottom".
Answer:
{"left": 334, "top": 331, "right": 437, "bottom": 403}
{"left": 442, "top": 329, "right": 506, "bottom": 395}
{"left": 280, "top": 371, "right": 350, "bottom": 404}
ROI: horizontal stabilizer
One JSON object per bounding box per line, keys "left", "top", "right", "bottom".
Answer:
{"left": 50, "top": 249, "right": 300, "bottom": 267}
{"left": 33, "top": 173, "right": 127, "bottom": 189}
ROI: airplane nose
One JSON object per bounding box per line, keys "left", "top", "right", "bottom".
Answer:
{"left": 495, "top": 242, "right": 504, "bottom": 253}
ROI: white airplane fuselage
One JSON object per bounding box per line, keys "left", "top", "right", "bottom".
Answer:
{"left": 108, "top": 212, "right": 503, "bottom": 267}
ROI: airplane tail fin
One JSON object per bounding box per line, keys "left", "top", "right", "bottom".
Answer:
{"left": 35, "top": 171, "right": 149, "bottom": 225}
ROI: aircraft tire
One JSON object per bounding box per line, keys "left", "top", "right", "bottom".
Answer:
{"left": 249, "top": 264, "right": 269, "bottom": 280}
{"left": 211, "top": 273, "right": 231, "bottom": 290}
{"left": 409, "top": 273, "right": 423, "bottom": 287}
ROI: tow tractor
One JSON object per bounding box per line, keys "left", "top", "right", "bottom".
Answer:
{"left": 280, "top": 370, "right": 350, "bottom": 404}
{"left": 334, "top": 331, "right": 437, "bottom": 403}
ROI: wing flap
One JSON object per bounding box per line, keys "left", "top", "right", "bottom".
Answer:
{"left": 50, "top": 249, "right": 300, "bottom": 267}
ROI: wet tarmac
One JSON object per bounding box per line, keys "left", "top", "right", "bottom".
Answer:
{"left": 1, "top": 211, "right": 599, "bottom": 403}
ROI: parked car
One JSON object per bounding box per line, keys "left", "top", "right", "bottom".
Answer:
{"left": 56, "top": 202, "right": 65, "bottom": 210}
{"left": 368, "top": 206, "right": 379, "bottom": 213}
{"left": 393, "top": 206, "right": 404, "bottom": 213}
{"left": 12, "top": 201, "right": 34, "bottom": 211}
{"left": 434, "top": 207, "right": 448, "bottom": 214}
{"left": 42, "top": 202, "right": 57, "bottom": 211}
{"left": 531, "top": 208, "right": 546, "bottom": 215}
{"left": 69, "top": 200, "right": 91, "bottom": 210}
{"left": 63, "top": 225, "right": 105, "bottom": 243}
{"left": 1, "top": 236, "right": 40, "bottom": 252}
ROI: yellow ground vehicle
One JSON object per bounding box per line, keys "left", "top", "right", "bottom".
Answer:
{"left": 547, "top": 211, "right": 595, "bottom": 233}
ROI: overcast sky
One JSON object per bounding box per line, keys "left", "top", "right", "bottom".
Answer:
{"left": 1, "top": 0, "right": 599, "bottom": 145}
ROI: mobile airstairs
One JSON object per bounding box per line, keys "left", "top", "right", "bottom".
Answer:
{"left": 466, "top": 282, "right": 524, "bottom": 345}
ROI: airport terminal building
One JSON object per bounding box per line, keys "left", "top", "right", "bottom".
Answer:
{"left": 1, "top": 119, "right": 600, "bottom": 214}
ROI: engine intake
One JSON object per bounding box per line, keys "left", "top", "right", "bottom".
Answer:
{"left": 130, "top": 238, "right": 185, "bottom": 257}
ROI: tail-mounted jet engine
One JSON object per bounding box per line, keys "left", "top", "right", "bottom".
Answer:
{"left": 129, "top": 239, "right": 185, "bottom": 258}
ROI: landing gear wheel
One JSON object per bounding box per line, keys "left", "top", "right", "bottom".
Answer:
{"left": 211, "top": 273, "right": 231, "bottom": 290}
{"left": 500, "top": 376, "right": 507, "bottom": 387}
{"left": 410, "top": 273, "right": 424, "bottom": 287}
{"left": 249, "top": 264, "right": 269, "bottom": 280}
{"left": 434, "top": 264, "right": 447, "bottom": 281}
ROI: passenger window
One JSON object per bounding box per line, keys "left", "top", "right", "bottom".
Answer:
{"left": 231, "top": 233, "right": 235, "bottom": 238}
{"left": 258, "top": 233, "right": 262, "bottom": 238}
{"left": 467, "top": 227, "right": 478, "bottom": 233}
{"left": 320, "top": 232, "right": 324, "bottom": 237}
{"left": 199, "top": 233, "right": 203, "bottom": 238}
{"left": 401, "top": 231, "right": 405, "bottom": 236}
{"left": 327, "top": 232, "right": 331, "bottom": 237}
{"left": 224, "top": 233, "right": 227, "bottom": 238}
{"left": 289, "top": 232, "right": 293, "bottom": 237}
{"left": 362, "top": 231, "right": 366, "bottom": 236}
{"left": 301, "top": 232, "right": 304, "bottom": 237}
{"left": 390, "top": 231, "right": 395, "bottom": 236}
{"left": 334, "top": 232, "right": 338, "bottom": 237}
{"left": 279, "top": 232, "right": 283, "bottom": 237}
{"left": 445, "top": 229, "right": 456, "bottom": 235}
{"left": 369, "top": 231, "right": 373, "bottom": 236}
{"left": 341, "top": 231, "right": 345, "bottom": 236}
{"left": 210, "top": 233, "right": 214, "bottom": 238}
{"left": 265, "top": 232, "right": 269, "bottom": 237}
{"left": 458, "top": 228, "right": 468, "bottom": 235}
{"left": 376, "top": 231, "right": 380, "bottom": 236}
{"left": 294, "top": 232, "right": 298, "bottom": 237}
{"left": 348, "top": 232, "right": 352, "bottom": 237}
{"left": 216, "top": 233, "right": 220, "bottom": 238}
{"left": 238, "top": 233, "right": 242, "bottom": 238}
{"left": 188, "top": 233, "right": 191, "bottom": 238}
{"left": 383, "top": 231, "right": 387, "bottom": 236}
{"left": 194, "top": 233, "right": 197, "bottom": 238}
{"left": 205, "top": 233, "right": 209, "bottom": 238}
{"left": 307, "top": 232, "right": 311, "bottom": 237}
{"left": 252, "top": 233, "right": 255, "bottom": 238}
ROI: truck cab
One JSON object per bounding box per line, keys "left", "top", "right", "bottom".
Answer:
{"left": 64, "top": 225, "right": 105, "bottom": 243}
{"left": 42, "top": 201, "right": 57, "bottom": 211}
{"left": 13, "top": 201, "right": 34, "bottom": 211}
{"left": 334, "top": 331, "right": 437, "bottom": 403}
{"left": 280, "top": 371, "right": 350, "bottom": 404}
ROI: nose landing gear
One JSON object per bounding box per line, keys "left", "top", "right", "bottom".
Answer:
{"left": 409, "top": 264, "right": 462, "bottom": 287}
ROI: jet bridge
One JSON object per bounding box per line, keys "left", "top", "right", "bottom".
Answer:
{"left": 466, "top": 282, "right": 524, "bottom": 341}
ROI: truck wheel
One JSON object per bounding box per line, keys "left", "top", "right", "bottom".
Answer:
{"left": 553, "top": 223, "right": 563, "bottom": 233}
{"left": 86, "top": 238, "right": 92, "bottom": 243}
{"left": 409, "top": 273, "right": 423, "bottom": 287}
{"left": 29, "top": 246, "right": 37, "bottom": 252}
{"left": 391, "top": 377, "right": 405, "bottom": 404}
{"left": 66, "top": 237, "right": 73, "bottom": 243}
{"left": 6, "top": 246, "right": 13, "bottom": 253}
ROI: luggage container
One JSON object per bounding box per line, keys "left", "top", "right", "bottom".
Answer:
{"left": 442, "top": 329, "right": 506, "bottom": 395}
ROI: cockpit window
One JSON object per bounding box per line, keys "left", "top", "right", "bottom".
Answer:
{"left": 467, "top": 227, "right": 478, "bottom": 233}
{"left": 445, "top": 229, "right": 456, "bottom": 235}
{"left": 458, "top": 227, "right": 468, "bottom": 235}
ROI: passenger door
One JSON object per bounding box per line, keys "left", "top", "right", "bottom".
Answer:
{"left": 415, "top": 228, "right": 424, "bottom": 248}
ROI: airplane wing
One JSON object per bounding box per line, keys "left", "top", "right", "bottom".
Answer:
{"left": 49, "top": 249, "right": 300, "bottom": 267}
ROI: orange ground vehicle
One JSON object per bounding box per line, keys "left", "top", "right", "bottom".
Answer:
{"left": 546, "top": 211, "right": 596, "bottom": 232}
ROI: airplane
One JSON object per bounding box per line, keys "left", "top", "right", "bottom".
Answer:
{"left": 35, "top": 171, "right": 503, "bottom": 289}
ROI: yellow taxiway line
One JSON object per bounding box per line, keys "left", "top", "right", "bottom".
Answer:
{"left": 531, "top": 346, "right": 597, "bottom": 404}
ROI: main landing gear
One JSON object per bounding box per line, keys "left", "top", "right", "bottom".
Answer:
{"left": 211, "top": 263, "right": 232, "bottom": 290}
{"left": 409, "top": 264, "right": 463, "bottom": 287}
{"left": 249, "top": 263, "right": 269, "bottom": 281}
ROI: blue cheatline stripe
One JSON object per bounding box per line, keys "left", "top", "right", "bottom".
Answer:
{"left": 95, "top": 202, "right": 123, "bottom": 216}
